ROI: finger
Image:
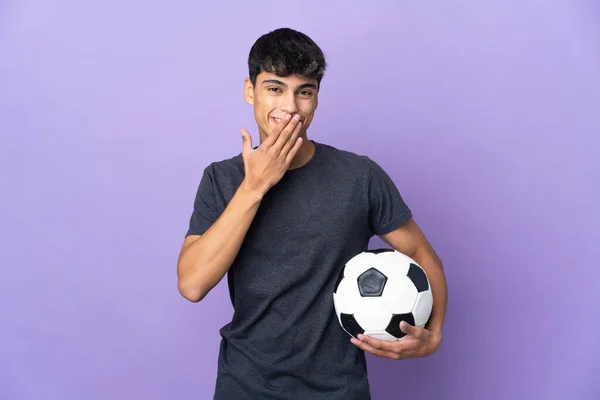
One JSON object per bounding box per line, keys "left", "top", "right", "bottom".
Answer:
{"left": 262, "top": 114, "right": 292, "bottom": 148}
{"left": 393, "top": 336, "right": 419, "bottom": 354}
{"left": 356, "top": 334, "right": 397, "bottom": 352}
{"left": 280, "top": 119, "right": 302, "bottom": 156}
{"left": 400, "top": 321, "right": 426, "bottom": 339}
{"left": 240, "top": 129, "right": 253, "bottom": 156}
{"left": 271, "top": 114, "right": 300, "bottom": 154}
{"left": 284, "top": 137, "right": 303, "bottom": 165}
{"left": 358, "top": 332, "right": 422, "bottom": 357}
{"left": 350, "top": 337, "right": 401, "bottom": 360}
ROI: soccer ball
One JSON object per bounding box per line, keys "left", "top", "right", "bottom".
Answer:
{"left": 333, "top": 248, "right": 433, "bottom": 341}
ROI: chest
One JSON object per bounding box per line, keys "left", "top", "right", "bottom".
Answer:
{"left": 254, "top": 175, "right": 367, "bottom": 244}
{"left": 227, "top": 170, "right": 373, "bottom": 302}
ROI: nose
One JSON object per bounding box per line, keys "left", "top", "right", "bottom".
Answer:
{"left": 280, "top": 92, "right": 299, "bottom": 115}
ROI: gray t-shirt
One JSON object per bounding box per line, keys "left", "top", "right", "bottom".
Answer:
{"left": 186, "top": 141, "right": 412, "bottom": 400}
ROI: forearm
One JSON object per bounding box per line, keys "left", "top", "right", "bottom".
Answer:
{"left": 414, "top": 248, "right": 447, "bottom": 334}
{"left": 177, "top": 180, "right": 263, "bottom": 302}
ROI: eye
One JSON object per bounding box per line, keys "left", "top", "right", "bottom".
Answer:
{"left": 268, "top": 87, "right": 282, "bottom": 93}
{"left": 299, "top": 90, "right": 313, "bottom": 97}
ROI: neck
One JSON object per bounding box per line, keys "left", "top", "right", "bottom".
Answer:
{"left": 288, "top": 136, "right": 315, "bottom": 170}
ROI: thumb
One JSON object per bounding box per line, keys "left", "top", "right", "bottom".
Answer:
{"left": 400, "top": 321, "right": 414, "bottom": 335}
{"left": 240, "top": 129, "right": 253, "bottom": 156}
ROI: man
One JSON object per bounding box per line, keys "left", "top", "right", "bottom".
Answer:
{"left": 177, "top": 27, "right": 447, "bottom": 400}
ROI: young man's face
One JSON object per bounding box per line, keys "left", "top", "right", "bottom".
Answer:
{"left": 244, "top": 72, "right": 319, "bottom": 141}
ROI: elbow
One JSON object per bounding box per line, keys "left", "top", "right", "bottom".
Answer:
{"left": 177, "top": 278, "right": 208, "bottom": 303}
{"left": 178, "top": 282, "right": 207, "bottom": 303}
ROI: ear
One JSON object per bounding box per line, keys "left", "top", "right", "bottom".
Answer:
{"left": 244, "top": 78, "right": 255, "bottom": 106}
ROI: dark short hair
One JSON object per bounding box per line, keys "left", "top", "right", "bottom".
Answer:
{"left": 248, "top": 28, "right": 327, "bottom": 87}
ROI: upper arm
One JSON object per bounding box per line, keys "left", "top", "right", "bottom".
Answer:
{"left": 186, "top": 165, "right": 221, "bottom": 237}
{"left": 379, "top": 219, "right": 441, "bottom": 266}
{"left": 177, "top": 234, "right": 201, "bottom": 271}
{"left": 366, "top": 158, "right": 413, "bottom": 235}
{"left": 180, "top": 234, "right": 201, "bottom": 255}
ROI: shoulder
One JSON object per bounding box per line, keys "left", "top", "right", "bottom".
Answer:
{"left": 315, "top": 142, "right": 400, "bottom": 197}
{"left": 193, "top": 151, "right": 245, "bottom": 200}
{"left": 316, "top": 141, "right": 381, "bottom": 175}
{"left": 202, "top": 152, "right": 244, "bottom": 180}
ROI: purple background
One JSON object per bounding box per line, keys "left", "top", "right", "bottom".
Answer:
{"left": 1, "top": 1, "right": 599, "bottom": 399}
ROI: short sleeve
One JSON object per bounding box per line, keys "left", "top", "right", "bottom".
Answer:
{"left": 185, "top": 165, "right": 221, "bottom": 237}
{"left": 367, "top": 158, "right": 413, "bottom": 235}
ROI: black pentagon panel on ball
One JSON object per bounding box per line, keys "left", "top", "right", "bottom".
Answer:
{"left": 340, "top": 313, "right": 365, "bottom": 338}
{"left": 385, "top": 313, "right": 415, "bottom": 339}
{"left": 407, "top": 263, "right": 429, "bottom": 292}
{"left": 366, "top": 248, "right": 395, "bottom": 254}
{"left": 357, "top": 267, "right": 388, "bottom": 297}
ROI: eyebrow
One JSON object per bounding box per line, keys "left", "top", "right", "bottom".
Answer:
{"left": 262, "top": 79, "right": 317, "bottom": 90}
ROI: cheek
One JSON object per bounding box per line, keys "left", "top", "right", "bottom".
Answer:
{"left": 254, "top": 102, "right": 274, "bottom": 122}
{"left": 257, "top": 95, "right": 278, "bottom": 109}
{"left": 301, "top": 106, "right": 316, "bottom": 123}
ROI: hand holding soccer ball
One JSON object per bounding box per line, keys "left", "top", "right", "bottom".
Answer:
{"left": 333, "top": 249, "right": 441, "bottom": 360}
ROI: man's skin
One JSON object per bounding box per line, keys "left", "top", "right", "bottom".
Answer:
{"left": 177, "top": 72, "right": 447, "bottom": 360}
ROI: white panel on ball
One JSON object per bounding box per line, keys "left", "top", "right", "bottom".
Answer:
{"left": 381, "top": 275, "right": 418, "bottom": 315}
{"left": 342, "top": 252, "right": 374, "bottom": 280}
{"left": 363, "top": 331, "right": 397, "bottom": 342}
{"left": 353, "top": 298, "right": 392, "bottom": 331}
{"left": 369, "top": 251, "right": 411, "bottom": 278}
{"left": 413, "top": 291, "right": 434, "bottom": 327}
{"left": 332, "top": 277, "right": 362, "bottom": 314}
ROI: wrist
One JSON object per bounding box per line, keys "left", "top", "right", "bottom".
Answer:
{"left": 425, "top": 321, "right": 443, "bottom": 338}
{"left": 427, "top": 325, "right": 443, "bottom": 336}
{"left": 239, "top": 179, "right": 266, "bottom": 205}
{"left": 429, "top": 327, "right": 443, "bottom": 346}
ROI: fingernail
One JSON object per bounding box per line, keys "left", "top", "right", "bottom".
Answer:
{"left": 286, "top": 114, "right": 292, "bottom": 120}
{"left": 293, "top": 114, "right": 300, "bottom": 120}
